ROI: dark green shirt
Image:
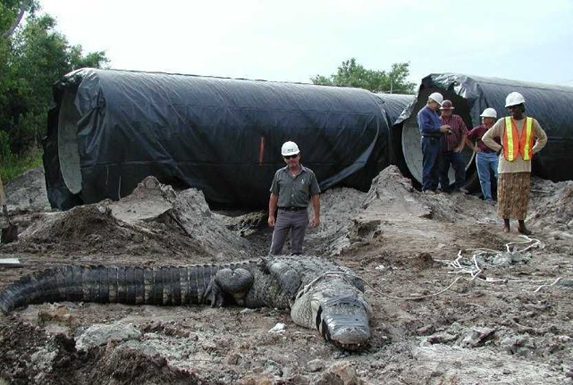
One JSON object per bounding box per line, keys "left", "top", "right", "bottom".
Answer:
{"left": 270, "top": 165, "right": 320, "bottom": 208}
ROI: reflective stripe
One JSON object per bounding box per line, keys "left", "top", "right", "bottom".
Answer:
{"left": 521, "top": 117, "right": 534, "bottom": 161}
{"left": 503, "top": 117, "right": 534, "bottom": 162}
{"left": 504, "top": 117, "right": 516, "bottom": 161}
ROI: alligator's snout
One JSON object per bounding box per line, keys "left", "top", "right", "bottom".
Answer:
{"left": 328, "top": 322, "right": 370, "bottom": 351}
{"left": 317, "top": 296, "right": 370, "bottom": 350}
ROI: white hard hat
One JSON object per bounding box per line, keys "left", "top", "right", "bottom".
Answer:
{"left": 480, "top": 107, "right": 497, "bottom": 119}
{"left": 505, "top": 92, "right": 525, "bottom": 107}
{"left": 281, "top": 141, "right": 300, "bottom": 156}
{"left": 428, "top": 92, "right": 444, "bottom": 106}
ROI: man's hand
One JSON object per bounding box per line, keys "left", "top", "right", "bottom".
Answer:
{"left": 474, "top": 147, "right": 482, "bottom": 153}
{"left": 268, "top": 215, "right": 275, "bottom": 227}
{"left": 454, "top": 145, "right": 464, "bottom": 153}
{"left": 310, "top": 216, "right": 320, "bottom": 228}
{"left": 439, "top": 125, "right": 452, "bottom": 134}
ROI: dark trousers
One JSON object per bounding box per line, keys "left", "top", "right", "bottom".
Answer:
{"left": 439, "top": 150, "right": 466, "bottom": 190}
{"left": 421, "top": 137, "right": 441, "bottom": 191}
{"left": 269, "top": 209, "right": 309, "bottom": 255}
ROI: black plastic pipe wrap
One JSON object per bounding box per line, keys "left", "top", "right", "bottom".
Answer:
{"left": 394, "top": 73, "right": 573, "bottom": 187}
{"left": 43, "top": 68, "right": 412, "bottom": 210}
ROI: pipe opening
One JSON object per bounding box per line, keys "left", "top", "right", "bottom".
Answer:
{"left": 400, "top": 88, "right": 475, "bottom": 187}
{"left": 57, "top": 90, "right": 82, "bottom": 194}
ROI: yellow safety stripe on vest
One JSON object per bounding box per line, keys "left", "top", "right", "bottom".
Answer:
{"left": 522, "top": 117, "right": 533, "bottom": 161}
{"left": 504, "top": 117, "right": 516, "bottom": 161}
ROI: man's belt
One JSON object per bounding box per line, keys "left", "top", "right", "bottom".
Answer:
{"left": 278, "top": 206, "right": 307, "bottom": 212}
{"left": 422, "top": 134, "right": 442, "bottom": 139}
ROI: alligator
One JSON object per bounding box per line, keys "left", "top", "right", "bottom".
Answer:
{"left": 0, "top": 256, "right": 371, "bottom": 350}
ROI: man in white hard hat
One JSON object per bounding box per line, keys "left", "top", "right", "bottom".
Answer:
{"left": 268, "top": 141, "right": 320, "bottom": 255}
{"left": 416, "top": 92, "right": 453, "bottom": 193}
{"left": 438, "top": 100, "right": 468, "bottom": 193}
{"left": 465, "top": 108, "right": 500, "bottom": 201}
{"left": 482, "top": 92, "right": 547, "bottom": 234}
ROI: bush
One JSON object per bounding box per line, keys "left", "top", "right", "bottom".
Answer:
{"left": 0, "top": 146, "right": 43, "bottom": 182}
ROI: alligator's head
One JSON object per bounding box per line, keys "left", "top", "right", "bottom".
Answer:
{"left": 290, "top": 276, "right": 371, "bottom": 351}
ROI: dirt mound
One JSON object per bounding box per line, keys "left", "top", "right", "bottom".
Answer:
{"left": 2, "top": 176, "right": 253, "bottom": 260}
{"left": 529, "top": 177, "right": 573, "bottom": 233}
{"left": 0, "top": 318, "right": 201, "bottom": 384}
{"left": 305, "top": 186, "right": 366, "bottom": 256}
{"left": 33, "top": 204, "right": 125, "bottom": 242}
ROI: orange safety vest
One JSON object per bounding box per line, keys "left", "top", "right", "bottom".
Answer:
{"left": 503, "top": 117, "right": 534, "bottom": 161}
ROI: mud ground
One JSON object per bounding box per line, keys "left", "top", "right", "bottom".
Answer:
{"left": 0, "top": 166, "right": 572, "bottom": 384}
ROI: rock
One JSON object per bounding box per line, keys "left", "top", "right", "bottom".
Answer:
{"left": 500, "top": 334, "right": 536, "bottom": 356}
{"left": 316, "top": 361, "right": 364, "bottom": 385}
{"left": 460, "top": 327, "right": 495, "bottom": 347}
{"left": 285, "top": 374, "right": 310, "bottom": 384}
{"left": 557, "top": 278, "right": 573, "bottom": 287}
{"left": 424, "top": 332, "right": 458, "bottom": 345}
{"left": 307, "top": 359, "right": 325, "bottom": 372}
{"left": 447, "top": 322, "right": 464, "bottom": 335}
{"left": 225, "top": 352, "right": 243, "bottom": 365}
{"left": 4, "top": 168, "right": 51, "bottom": 212}
{"left": 30, "top": 347, "right": 57, "bottom": 371}
{"left": 416, "top": 324, "right": 436, "bottom": 336}
{"left": 268, "top": 323, "right": 286, "bottom": 334}
{"left": 238, "top": 374, "right": 273, "bottom": 385}
{"left": 75, "top": 323, "right": 142, "bottom": 351}
{"left": 38, "top": 304, "right": 75, "bottom": 327}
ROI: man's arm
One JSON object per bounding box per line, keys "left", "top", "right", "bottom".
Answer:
{"left": 456, "top": 132, "right": 467, "bottom": 153}
{"left": 464, "top": 136, "right": 480, "bottom": 152}
{"left": 482, "top": 120, "right": 503, "bottom": 152}
{"left": 310, "top": 194, "right": 320, "bottom": 228}
{"left": 268, "top": 193, "right": 278, "bottom": 227}
{"left": 455, "top": 117, "right": 468, "bottom": 153}
{"left": 419, "top": 109, "right": 450, "bottom": 135}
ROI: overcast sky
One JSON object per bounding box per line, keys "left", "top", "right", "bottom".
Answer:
{"left": 39, "top": 0, "right": 573, "bottom": 88}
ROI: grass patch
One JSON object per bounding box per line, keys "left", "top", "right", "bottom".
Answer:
{"left": 0, "top": 147, "right": 43, "bottom": 183}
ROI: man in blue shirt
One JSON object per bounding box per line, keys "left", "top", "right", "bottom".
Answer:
{"left": 416, "top": 92, "right": 452, "bottom": 193}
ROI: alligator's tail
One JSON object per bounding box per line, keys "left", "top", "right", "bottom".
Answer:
{"left": 0, "top": 264, "right": 246, "bottom": 315}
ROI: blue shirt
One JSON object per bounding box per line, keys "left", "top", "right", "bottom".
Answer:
{"left": 417, "top": 106, "right": 442, "bottom": 137}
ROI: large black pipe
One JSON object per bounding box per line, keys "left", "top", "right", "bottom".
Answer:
{"left": 43, "top": 69, "right": 412, "bottom": 210}
{"left": 393, "top": 73, "right": 573, "bottom": 188}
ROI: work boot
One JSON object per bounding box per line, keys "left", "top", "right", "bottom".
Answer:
{"left": 518, "top": 221, "right": 532, "bottom": 235}
{"left": 503, "top": 218, "right": 510, "bottom": 233}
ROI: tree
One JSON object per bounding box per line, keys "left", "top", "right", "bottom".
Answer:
{"left": 1, "top": 0, "right": 37, "bottom": 38}
{"left": 311, "top": 58, "right": 416, "bottom": 94}
{"left": 0, "top": 5, "right": 108, "bottom": 162}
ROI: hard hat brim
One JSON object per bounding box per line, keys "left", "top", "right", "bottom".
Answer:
{"left": 505, "top": 102, "right": 524, "bottom": 108}
{"left": 281, "top": 151, "right": 300, "bottom": 156}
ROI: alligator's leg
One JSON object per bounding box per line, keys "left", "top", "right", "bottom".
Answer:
{"left": 267, "top": 261, "right": 302, "bottom": 299}
{"left": 203, "top": 268, "right": 254, "bottom": 307}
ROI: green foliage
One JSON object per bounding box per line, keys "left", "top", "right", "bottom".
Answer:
{"left": 311, "top": 58, "right": 416, "bottom": 94}
{"left": 0, "top": 3, "right": 109, "bottom": 169}
{"left": 0, "top": 143, "right": 43, "bottom": 182}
